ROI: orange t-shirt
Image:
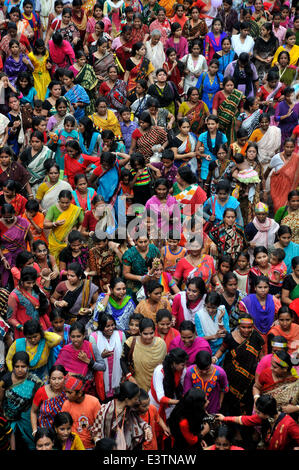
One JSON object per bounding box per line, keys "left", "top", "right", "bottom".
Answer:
{"left": 61, "top": 394, "right": 101, "bottom": 449}
{"left": 140, "top": 405, "right": 160, "bottom": 450}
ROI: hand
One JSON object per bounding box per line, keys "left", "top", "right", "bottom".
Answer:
{"left": 163, "top": 425, "right": 171, "bottom": 437}
{"left": 108, "top": 241, "right": 119, "bottom": 251}
{"left": 211, "top": 356, "right": 218, "bottom": 364}
{"left": 216, "top": 329, "right": 226, "bottom": 338}
{"left": 55, "top": 300, "right": 68, "bottom": 308}
{"left": 55, "top": 219, "right": 65, "bottom": 226}
{"left": 13, "top": 121, "right": 20, "bottom": 129}
{"left": 2, "top": 258, "right": 10, "bottom": 270}
{"left": 49, "top": 271, "right": 59, "bottom": 280}
{"left": 89, "top": 231, "right": 95, "bottom": 237}
{"left": 101, "top": 348, "right": 114, "bottom": 358}
{"left": 281, "top": 404, "right": 297, "bottom": 414}
{"left": 210, "top": 243, "right": 217, "bottom": 256}
{"left": 78, "top": 308, "right": 91, "bottom": 316}
{"left": 46, "top": 62, "right": 52, "bottom": 70}
{"left": 215, "top": 413, "right": 225, "bottom": 421}
{"left": 22, "top": 57, "right": 29, "bottom": 65}
{"left": 77, "top": 351, "right": 90, "bottom": 364}
{"left": 104, "top": 284, "right": 111, "bottom": 296}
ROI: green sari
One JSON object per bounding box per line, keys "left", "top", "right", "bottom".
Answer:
{"left": 218, "top": 89, "right": 244, "bottom": 145}
{"left": 74, "top": 64, "right": 98, "bottom": 114}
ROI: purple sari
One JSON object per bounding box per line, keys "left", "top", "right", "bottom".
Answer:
{"left": 275, "top": 101, "right": 299, "bottom": 148}
{"left": 3, "top": 54, "right": 33, "bottom": 86}
{"left": 0, "top": 216, "right": 30, "bottom": 285}
{"left": 164, "top": 36, "right": 189, "bottom": 59}
{"left": 241, "top": 294, "right": 275, "bottom": 334}
{"left": 168, "top": 335, "right": 212, "bottom": 366}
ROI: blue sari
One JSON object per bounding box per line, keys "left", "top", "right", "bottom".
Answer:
{"left": 64, "top": 84, "right": 90, "bottom": 122}
{"left": 79, "top": 131, "right": 101, "bottom": 156}
{"left": 15, "top": 337, "right": 49, "bottom": 380}
{"left": 196, "top": 71, "right": 224, "bottom": 113}
{"left": 283, "top": 241, "right": 299, "bottom": 274}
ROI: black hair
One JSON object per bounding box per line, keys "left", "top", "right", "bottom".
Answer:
{"left": 12, "top": 351, "right": 30, "bottom": 367}
{"left": 145, "top": 280, "right": 163, "bottom": 297}
{"left": 15, "top": 71, "right": 34, "bottom": 95}
{"left": 291, "top": 256, "right": 299, "bottom": 270}
{"left": 222, "top": 271, "right": 238, "bottom": 287}
{"left": 177, "top": 165, "right": 197, "bottom": 185}
{"left": 139, "top": 317, "right": 155, "bottom": 333}
{"left": 277, "top": 225, "right": 292, "bottom": 238}
{"left": 156, "top": 309, "right": 172, "bottom": 323}
{"left": 205, "top": 291, "right": 221, "bottom": 307}
{"left": 94, "top": 438, "right": 116, "bottom": 451}
{"left": 97, "top": 313, "right": 116, "bottom": 332}
{"left": 34, "top": 427, "right": 55, "bottom": 447}
{"left": 218, "top": 254, "right": 234, "bottom": 271}
{"left": 23, "top": 319, "right": 44, "bottom": 338}
{"left": 270, "top": 247, "right": 285, "bottom": 263}
{"left": 15, "top": 250, "right": 34, "bottom": 269}
{"left": 161, "top": 149, "right": 174, "bottom": 161}
{"left": 69, "top": 321, "right": 85, "bottom": 336}
{"left": 58, "top": 189, "right": 72, "bottom": 200}
{"left": 277, "top": 305, "right": 294, "bottom": 319}
{"left": 129, "top": 312, "right": 144, "bottom": 324}
{"left": 162, "top": 348, "right": 188, "bottom": 399}
{"left": 78, "top": 116, "right": 97, "bottom": 148}
{"left": 115, "top": 381, "right": 140, "bottom": 401}
{"left": 267, "top": 334, "right": 288, "bottom": 354}
{"left": 49, "top": 364, "right": 67, "bottom": 377}
{"left": 195, "top": 350, "right": 212, "bottom": 369}
{"left": 74, "top": 173, "right": 87, "bottom": 186}
{"left": 179, "top": 320, "right": 196, "bottom": 333}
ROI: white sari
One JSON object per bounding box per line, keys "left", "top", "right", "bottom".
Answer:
{"left": 256, "top": 126, "right": 282, "bottom": 172}
{"left": 180, "top": 54, "right": 208, "bottom": 93}
{"left": 177, "top": 132, "right": 198, "bottom": 174}
{"left": 40, "top": 179, "right": 73, "bottom": 211}
{"left": 180, "top": 291, "right": 205, "bottom": 324}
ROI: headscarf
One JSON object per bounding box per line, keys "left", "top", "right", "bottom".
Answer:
{"left": 64, "top": 374, "right": 85, "bottom": 391}
{"left": 255, "top": 202, "right": 269, "bottom": 214}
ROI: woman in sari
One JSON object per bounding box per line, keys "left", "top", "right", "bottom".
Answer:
{"left": 89, "top": 97, "right": 121, "bottom": 137}
{"left": 112, "top": 25, "right": 133, "bottom": 76}
{"left": 148, "top": 68, "right": 180, "bottom": 117}
{"left": 274, "top": 226, "right": 299, "bottom": 275}
{"left": 253, "top": 22, "right": 279, "bottom": 81}
{"left": 154, "top": 309, "right": 180, "bottom": 351}
{"left": 91, "top": 278, "right": 135, "bottom": 332}
{"left": 170, "top": 119, "right": 201, "bottom": 175}
{"left": 78, "top": 117, "right": 101, "bottom": 157}
{"left": 43, "top": 190, "right": 84, "bottom": 263}
{"left": 249, "top": 112, "right": 282, "bottom": 174}
{"left": 212, "top": 36, "right": 238, "bottom": 75}
{"left": 30, "top": 365, "right": 67, "bottom": 432}
{"left": 125, "top": 41, "right": 155, "bottom": 97}
{"left": 274, "top": 189, "right": 299, "bottom": 242}
{"left": 6, "top": 319, "right": 61, "bottom": 380}
{"left": 275, "top": 86, "right": 299, "bottom": 148}
{"left": 48, "top": 32, "right": 75, "bottom": 73}
{"left": 71, "top": 0, "right": 88, "bottom": 42}
{"left": 63, "top": 140, "right": 100, "bottom": 190}
{"left": 55, "top": 321, "right": 105, "bottom": 393}
{"left": 203, "top": 180, "right": 243, "bottom": 226}
{"left": 163, "top": 47, "right": 184, "bottom": 97}
{"left": 168, "top": 320, "right": 211, "bottom": 366}
{"left": 281, "top": 256, "right": 299, "bottom": 306}
{"left": 205, "top": 144, "right": 234, "bottom": 196}
{"left": 209, "top": 208, "right": 246, "bottom": 262}
{"left": 177, "top": 87, "right": 209, "bottom": 137}
{"left": 257, "top": 69, "right": 286, "bottom": 119}
{"left": 98, "top": 65, "right": 128, "bottom": 114}
{"left": 46, "top": 7, "right": 81, "bottom": 48}
{"left": 272, "top": 51, "right": 297, "bottom": 87}
{"left": 272, "top": 30, "right": 299, "bottom": 67}
{"left": 89, "top": 313, "right": 125, "bottom": 401}
{"left": 0, "top": 351, "right": 42, "bottom": 450}
{"left": 0, "top": 180, "right": 28, "bottom": 217}
{"left": 149, "top": 7, "right": 171, "bottom": 47}
{"left": 7, "top": 266, "right": 50, "bottom": 339}
{"left": 103, "top": 0, "right": 125, "bottom": 37}
{"left": 121, "top": 317, "right": 167, "bottom": 392}
{"left": 129, "top": 112, "right": 168, "bottom": 163}
{"left": 173, "top": 165, "right": 207, "bottom": 221}
{"left": 0, "top": 204, "right": 32, "bottom": 287}
{"left": 3, "top": 39, "right": 33, "bottom": 86}
{"left": 63, "top": 70, "right": 90, "bottom": 123}
{"left": 0, "top": 145, "right": 31, "bottom": 196}
{"left": 19, "top": 131, "right": 53, "bottom": 195}
{"left": 182, "top": 6, "right": 208, "bottom": 43}
{"left": 51, "top": 263, "right": 99, "bottom": 326}
{"left": 238, "top": 96, "right": 263, "bottom": 136}
{"left": 180, "top": 39, "right": 208, "bottom": 94}
{"left": 213, "top": 313, "right": 264, "bottom": 416}
{"left": 252, "top": 350, "right": 299, "bottom": 411}
{"left": 46, "top": 98, "right": 74, "bottom": 134}
{"left": 91, "top": 37, "right": 115, "bottom": 84}
{"left": 35, "top": 161, "right": 73, "bottom": 214}
{"left": 69, "top": 51, "right": 98, "bottom": 115}
{"left": 203, "top": 18, "right": 227, "bottom": 66}
{"left": 212, "top": 76, "right": 244, "bottom": 146}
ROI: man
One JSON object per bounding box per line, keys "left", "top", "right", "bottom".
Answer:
{"left": 61, "top": 374, "right": 102, "bottom": 450}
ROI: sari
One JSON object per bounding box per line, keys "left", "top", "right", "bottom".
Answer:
{"left": 135, "top": 126, "right": 168, "bottom": 162}
{"left": 0, "top": 216, "right": 29, "bottom": 286}
{"left": 209, "top": 221, "right": 246, "bottom": 261}
{"left": 27, "top": 51, "right": 51, "bottom": 101}
{"left": 173, "top": 182, "right": 207, "bottom": 219}
{"left": 48, "top": 204, "right": 83, "bottom": 263}
{"left": 172, "top": 132, "right": 198, "bottom": 174}
{"left": 71, "top": 9, "right": 88, "bottom": 41}
{"left": 92, "top": 52, "right": 115, "bottom": 83}
{"left": 179, "top": 101, "right": 209, "bottom": 136}
{"left": 240, "top": 293, "right": 276, "bottom": 338}
{"left": 250, "top": 126, "right": 282, "bottom": 172}
{"left": 88, "top": 247, "right": 117, "bottom": 291}
{"left": 55, "top": 340, "right": 93, "bottom": 375}
{"left": 92, "top": 293, "right": 135, "bottom": 331}
{"left": 259, "top": 368, "right": 299, "bottom": 410}
{"left": 281, "top": 210, "right": 299, "bottom": 244}
{"left": 195, "top": 303, "right": 230, "bottom": 358}
{"left": 89, "top": 110, "right": 121, "bottom": 137}
{"left": 126, "top": 57, "right": 155, "bottom": 96}
{"left": 92, "top": 161, "right": 122, "bottom": 206}
{"left": 64, "top": 85, "right": 90, "bottom": 122}
{"left": 99, "top": 79, "right": 128, "bottom": 112}
{"left": 26, "top": 146, "right": 53, "bottom": 192}
{"left": 37, "top": 389, "right": 67, "bottom": 429}
{"left": 169, "top": 333, "right": 211, "bottom": 366}
{"left": 270, "top": 152, "right": 299, "bottom": 213}
{"left": 36, "top": 180, "right": 73, "bottom": 212}
{"left": 3, "top": 53, "right": 33, "bottom": 86}
{"left": 217, "top": 89, "right": 244, "bottom": 145}
{"left": 2, "top": 372, "right": 42, "bottom": 450}
{"left": 73, "top": 64, "right": 98, "bottom": 115}
{"left": 163, "top": 60, "right": 184, "bottom": 96}
{"left": 56, "top": 279, "right": 98, "bottom": 325}
{"left": 48, "top": 39, "right": 75, "bottom": 72}
{"left": 204, "top": 32, "right": 227, "bottom": 65}
{"left": 239, "top": 109, "right": 263, "bottom": 136}
{"left": 64, "top": 153, "right": 100, "bottom": 188}
{"left": 182, "top": 18, "right": 208, "bottom": 43}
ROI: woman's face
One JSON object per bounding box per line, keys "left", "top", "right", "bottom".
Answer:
{"left": 13, "top": 360, "right": 28, "bottom": 379}
{"left": 191, "top": 8, "right": 199, "bottom": 19}
{"left": 140, "top": 327, "right": 155, "bottom": 344}
{"left": 256, "top": 212, "right": 267, "bottom": 223}
{"left": 217, "top": 189, "right": 229, "bottom": 203}
{"left": 217, "top": 148, "right": 227, "bottom": 161}
{"left": 35, "top": 436, "right": 54, "bottom": 450}
{"left": 224, "top": 80, "right": 234, "bottom": 94}
{"left": 111, "top": 282, "right": 126, "bottom": 302}
{"left": 189, "top": 89, "right": 199, "bottom": 102}
{"left": 255, "top": 251, "right": 269, "bottom": 267}
{"left": 149, "top": 287, "right": 163, "bottom": 303}
{"left": 59, "top": 196, "right": 71, "bottom": 212}
{"left": 254, "top": 0, "right": 263, "bottom": 10}
{"left": 48, "top": 166, "right": 60, "bottom": 184}
{"left": 284, "top": 141, "right": 295, "bottom": 156}
{"left": 222, "top": 39, "right": 231, "bottom": 53}
{"left": 26, "top": 333, "right": 42, "bottom": 347}
{"left": 51, "top": 84, "right": 62, "bottom": 98}
{"left": 286, "top": 35, "right": 296, "bottom": 47}
{"left": 157, "top": 10, "right": 166, "bottom": 22}
{"left": 10, "top": 43, "right": 20, "bottom": 55}
{"left": 209, "top": 62, "right": 219, "bottom": 75}
{"left": 151, "top": 34, "right": 160, "bottom": 45}
{"left": 55, "top": 423, "right": 72, "bottom": 443}
{"left": 176, "top": 6, "right": 184, "bottom": 16}
{"left": 180, "top": 329, "right": 195, "bottom": 347}
{"left": 289, "top": 195, "right": 299, "bottom": 211}
{"left": 246, "top": 146, "right": 257, "bottom": 162}
{"left": 213, "top": 20, "right": 222, "bottom": 33}
{"left": 260, "top": 117, "right": 270, "bottom": 132}
{"left": 135, "top": 83, "right": 145, "bottom": 95}
{"left": 8, "top": 96, "right": 20, "bottom": 111}
{"left": 219, "top": 261, "right": 231, "bottom": 275}
{"left": 157, "top": 71, "right": 167, "bottom": 83}
{"left": 62, "top": 12, "right": 71, "bottom": 24}
{"left": 19, "top": 77, "right": 29, "bottom": 89}
{"left": 136, "top": 237, "right": 149, "bottom": 252}
{"left": 155, "top": 184, "right": 168, "bottom": 200}
{"left": 97, "top": 102, "right": 107, "bottom": 115}
{"left": 157, "top": 317, "right": 171, "bottom": 335}
{"left": 186, "top": 283, "right": 200, "bottom": 302}
{"left": 94, "top": 6, "right": 103, "bottom": 18}
{"left": 49, "top": 370, "right": 65, "bottom": 391}
{"left": 77, "top": 55, "right": 87, "bottom": 67}
{"left": 63, "top": 75, "right": 73, "bottom": 88}
{"left": 271, "top": 358, "right": 288, "bottom": 378}
{"left": 180, "top": 121, "right": 191, "bottom": 135}
{"left": 278, "top": 232, "right": 292, "bottom": 247}
{"left": 22, "top": 279, "right": 36, "bottom": 290}
{"left": 215, "top": 436, "right": 231, "bottom": 450}
{"left": 31, "top": 136, "right": 43, "bottom": 151}
{"left": 255, "top": 280, "right": 269, "bottom": 298}
{"left": 133, "top": 17, "right": 142, "bottom": 28}
{"left": 76, "top": 177, "right": 87, "bottom": 193}
{"left": 0, "top": 152, "right": 11, "bottom": 167}
{"left": 224, "top": 278, "right": 238, "bottom": 296}
{"left": 126, "top": 392, "right": 140, "bottom": 408}
{"left": 108, "top": 67, "right": 118, "bottom": 81}
{"left": 205, "top": 302, "right": 218, "bottom": 317}
{"left": 51, "top": 316, "right": 65, "bottom": 332}
{"left": 237, "top": 255, "right": 248, "bottom": 270}
{"left": 238, "top": 323, "right": 253, "bottom": 338}
{"left": 278, "top": 313, "right": 292, "bottom": 332}
{"left": 223, "top": 210, "right": 236, "bottom": 227}
{"left": 57, "top": 102, "right": 67, "bottom": 116}
{"left": 103, "top": 319, "right": 116, "bottom": 337}
{"left": 3, "top": 187, "right": 15, "bottom": 201}
{"left": 70, "top": 239, "right": 82, "bottom": 254}
{"left": 207, "top": 119, "right": 218, "bottom": 133}
{"left": 70, "top": 329, "right": 84, "bottom": 348}
{"left": 67, "top": 269, "right": 80, "bottom": 285}
{"left": 173, "top": 361, "right": 186, "bottom": 372}
{"left": 174, "top": 26, "right": 182, "bottom": 37}
{"left": 37, "top": 120, "right": 47, "bottom": 133}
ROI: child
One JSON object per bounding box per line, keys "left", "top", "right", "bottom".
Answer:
{"left": 272, "top": 12, "right": 287, "bottom": 46}
{"left": 23, "top": 199, "right": 47, "bottom": 243}
{"left": 47, "top": 309, "right": 70, "bottom": 362}
{"left": 121, "top": 6, "right": 134, "bottom": 27}
{"left": 120, "top": 168, "right": 134, "bottom": 215}
{"left": 280, "top": 5, "right": 290, "bottom": 28}
{"left": 229, "top": 128, "right": 248, "bottom": 159}
{"left": 217, "top": 255, "right": 233, "bottom": 288}
{"left": 148, "top": 149, "right": 178, "bottom": 187}
{"left": 137, "top": 388, "right": 170, "bottom": 450}
{"left": 231, "top": 153, "right": 260, "bottom": 202}
{"left": 269, "top": 247, "right": 287, "bottom": 296}
{"left": 16, "top": 71, "right": 37, "bottom": 107}
{"left": 53, "top": 411, "right": 85, "bottom": 450}
{"left": 198, "top": 115, "right": 228, "bottom": 184}
{"left": 130, "top": 153, "right": 153, "bottom": 208}
{"left": 11, "top": 250, "right": 41, "bottom": 288}
{"left": 162, "top": 233, "right": 187, "bottom": 276}
{"left": 22, "top": 0, "right": 42, "bottom": 46}
{"left": 48, "top": 115, "right": 79, "bottom": 172}
{"left": 125, "top": 312, "right": 144, "bottom": 338}
{"left": 32, "top": 99, "right": 44, "bottom": 117}
{"left": 119, "top": 107, "right": 138, "bottom": 154}
{"left": 233, "top": 251, "right": 250, "bottom": 294}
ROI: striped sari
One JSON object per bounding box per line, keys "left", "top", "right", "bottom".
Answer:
{"left": 218, "top": 89, "right": 244, "bottom": 145}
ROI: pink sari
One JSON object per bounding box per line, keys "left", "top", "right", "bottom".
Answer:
{"left": 48, "top": 39, "right": 75, "bottom": 71}
{"left": 55, "top": 340, "right": 92, "bottom": 375}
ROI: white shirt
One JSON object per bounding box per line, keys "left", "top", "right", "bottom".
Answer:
{"left": 231, "top": 34, "right": 255, "bottom": 56}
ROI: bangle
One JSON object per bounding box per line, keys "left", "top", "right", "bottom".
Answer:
{"left": 1, "top": 256, "right": 5, "bottom": 261}
{"left": 126, "top": 373, "right": 132, "bottom": 379}
{"left": 53, "top": 222, "right": 56, "bottom": 228}
{"left": 54, "top": 301, "right": 58, "bottom": 308}
{"left": 254, "top": 394, "right": 260, "bottom": 400}
{"left": 32, "top": 430, "right": 37, "bottom": 436}
{"left": 28, "top": 194, "right": 34, "bottom": 198}
{"left": 16, "top": 324, "right": 23, "bottom": 330}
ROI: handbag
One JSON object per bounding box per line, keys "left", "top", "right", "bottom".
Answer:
{"left": 203, "top": 195, "right": 216, "bottom": 233}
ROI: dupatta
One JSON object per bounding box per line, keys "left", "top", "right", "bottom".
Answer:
{"left": 241, "top": 294, "right": 275, "bottom": 334}
{"left": 41, "top": 180, "right": 72, "bottom": 211}
{"left": 48, "top": 204, "right": 82, "bottom": 261}
{"left": 270, "top": 152, "right": 299, "bottom": 213}
{"left": 27, "top": 146, "right": 53, "bottom": 186}
{"left": 91, "top": 330, "right": 123, "bottom": 393}
{"left": 55, "top": 340, "right": 91, "bottom": 375}
{"left": 96, "top": 162, "right": 122, "bottom": 207}
{"left": 127, "top": 57, "right": 153, "bottom": 95}
{"left": 256, "top": 126, "right": 282, "bottom": 170}
{"left": 15, "top": 337, "right": 46, "bottom": 368}
{"left": 10, "top": 288, "right": 40, "bottom": 322}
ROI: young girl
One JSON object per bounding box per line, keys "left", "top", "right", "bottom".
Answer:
{"left": 231, "top": 153, "right": 261, "bottom": 202}
{"left": 229, "top": 128, "right": 249, "bottom": 159}
{"left": 53, "top": 412, "right": 85, "bottom": 450}
{"left": 86, "top": 3, "right": 111, "bottom": 36}
{"left": 80, "top": 195, "right": 108, "bottom": 241}
{"left": 268, "top": 247, "right": 287, "bottom": 296}
{"left": 125, "top": 312, "right": 144, "bottom": 338}
{"left": 71, "top": 174, "right": 96, "bottom": 212}
{"left": 204, "top": 18, "right": 227, "bottom": 65}
{"left": 78, "top": 116, "right": 101, "bottom": 156}
{"left": 233, "top": 252, "right": 250, "bottom": 294}
{"left": 28, "top": 38, "right": 52, "bottom": 101}
{"left": 248, "top": 246, "right": 271, "bottom": 293}
{"left": 32, "top": 239, "right": 60, "bottom": 294}
{"left": 48, "top": 116, "right": 79, "bottom": 172}
{"left": 162, "top": 233, "right": 187, "bottom": 276}
{"left": 129, "top": 153, "right": 153, "bottom": 208}
{"left": 47, "top": 308, "right": 71, "bottom": 362}
{"left": 120, "top": 168, "right": 134, "bottom": 215}
{"left": 216, "top": 255, "right": 234, "bottom": 290}
{"left": 16, "top": 71, "right": 37, "bottom": 107}
{"left": 11, "top": 250, "right": 41, "bottom": 288}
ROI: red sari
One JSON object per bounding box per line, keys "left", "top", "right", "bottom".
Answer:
{"left": 64, "top": 154, "right": 100, "bottom": 188}
{"left": 270, "top": 152, "right": 299, "bottom": 212}
{"left": 163, "top": 59, "right": 184, "bottom": 95}
{"left": 154, "top": 326, "right": 180, "bottom": 351}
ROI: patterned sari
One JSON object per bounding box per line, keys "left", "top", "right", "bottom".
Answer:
{"left": 184, "top": 101, "right": 209, "bottom": 136}
{"left": 127, "top": 57, "right": 155, "bottom": 96}
{"left": 38, "top": 391, "right": 67, "bottom": 429}
{"left": 0, "top": 216, "right": 29, "bottom": 285}
{"left": 209, "top": 221, "right": 246, "bottom": 261}
{"left": 74, "top": 64, "right": 98, "bottom": 115}
{"left": 135, "top": 126, "right": 168, "bottom": 162}
{"left": 218, "top": 89, "right": 244, "bottom": 145}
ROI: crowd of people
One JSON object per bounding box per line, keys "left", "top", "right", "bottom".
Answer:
{"left": 0, "top": 0, "right": 297, "bottom": 453}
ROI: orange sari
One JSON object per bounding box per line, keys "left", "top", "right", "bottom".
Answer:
{"left": 270, "top": 152, "right": 299, "bottom": 213}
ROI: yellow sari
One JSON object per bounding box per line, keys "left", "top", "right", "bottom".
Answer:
{"left": 272, "top": 45, "right": 299, "bottom": 67}
{"left": 89, "top": 110, "right": 122, "bottom": 138}
{"left": 48, "top": 204, "right": 82, "bottom": 263}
